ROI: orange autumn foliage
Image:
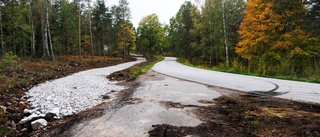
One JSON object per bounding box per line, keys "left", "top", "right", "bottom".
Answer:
{"left": 236, "top": 0, "right": 280, "bottom": 60}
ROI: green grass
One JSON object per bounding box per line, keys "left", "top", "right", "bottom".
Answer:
{"left": 177, "top": 58, "right": 320, "bottom": 84}
{"left": 130, "top": 56, "right": 163, "bottom": 80}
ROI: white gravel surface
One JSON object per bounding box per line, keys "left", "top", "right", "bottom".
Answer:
{"left": 22, "top": 58, "right": 145, "bottom": 121}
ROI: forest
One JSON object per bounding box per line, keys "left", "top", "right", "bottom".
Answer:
{"left": 135, "top": 0, "right": 320, "bottom": 80}
{"left": 0, "top": 0, "right": 134, "bottom": 61}
{"left": 0, "top": 0, "right": 320, "bottom": 80}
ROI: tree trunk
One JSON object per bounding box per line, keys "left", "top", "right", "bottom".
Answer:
{"left": 12, "top": 0, "right": 16, "bottom": 54}
{"left": 78, "top": 0, "right": 82, "bottom": 62}
{"left": 88, "top": 0, "right": 94, "bottom": 61}
{"left": 222, "top": 0, "right": 229, "bottom": 66}
{"left": 28, "top": 3, "right": 36, "bottom": 57}
{"left": 0, "top": 7, "right": 4, "bottom": 55}
{"left": 102, "top": 11, "right": 106, "bottom": 58}
{"left": 42, "top": 1, "right": 50, "bottom": 59}
{"left": 47, "top": 5, "right": 55, "bottom": 61}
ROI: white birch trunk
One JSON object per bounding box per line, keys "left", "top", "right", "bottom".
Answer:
{"left": 222, "top": 0, "right": 229, "bottom": 66}
{"left": 47, "top": 4, "right": 55, "bottom": 61}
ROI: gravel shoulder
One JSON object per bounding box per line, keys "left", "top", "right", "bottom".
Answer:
{"left": 21, "top": 58, "right": 145, "bottom": 133}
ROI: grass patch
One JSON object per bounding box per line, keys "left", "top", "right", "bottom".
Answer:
{"left": 130, "top": 56, "right": 163, "bottom": 80}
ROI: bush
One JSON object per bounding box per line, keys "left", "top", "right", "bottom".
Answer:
{"left": 0, "top": 52, "right": 20, "bottom": 72}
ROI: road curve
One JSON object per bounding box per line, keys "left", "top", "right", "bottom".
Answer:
{"left": 152, "top": 57, "right": 320, "bottom": 104}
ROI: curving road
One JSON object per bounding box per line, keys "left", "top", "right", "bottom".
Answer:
{"left": 152, "top": 57, "right": 320, "bottom": 104}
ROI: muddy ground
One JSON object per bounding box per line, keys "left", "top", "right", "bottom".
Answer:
{"left": 0, "top": 56, "right": 136, "bottom": 137}
{"left": 7, "top": 58, "right": 320, "bottom": 137}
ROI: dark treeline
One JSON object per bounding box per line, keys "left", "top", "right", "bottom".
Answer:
{"left": 136, "top": 0, "right": 320, "bottom": 79}
{"left": 0, "top": 0, "right": 135, "bottom": 60}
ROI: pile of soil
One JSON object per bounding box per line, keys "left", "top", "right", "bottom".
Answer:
{"left": 149, "top": 91, "right": 320, "bottom": 137}
{"left": 0, "top": 56, "right": 136, "bottom": 137}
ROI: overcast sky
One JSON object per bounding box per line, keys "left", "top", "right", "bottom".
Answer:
{"left": 105, "top": 0, "right": 192, "bottom": 28}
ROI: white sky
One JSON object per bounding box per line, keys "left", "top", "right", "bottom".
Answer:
{"left": 105, "top": 0, "right": 192, "bottom": 28}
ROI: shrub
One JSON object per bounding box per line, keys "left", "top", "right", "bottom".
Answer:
{"left": 0, "top": 52, "right": 20, "bottom": 72}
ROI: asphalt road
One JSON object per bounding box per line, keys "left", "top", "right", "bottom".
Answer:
{"left": 61, "top": 71, "right": 220, "bottom": 137}
{"left": 152, "top": 57, "right": 320, "bottom": 104}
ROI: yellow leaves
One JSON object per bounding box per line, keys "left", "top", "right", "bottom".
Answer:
{"left": 272, "top": 41, "right": 293, "bottom": 50}
{"left": 117, "top": 23, "right": 136, "bottom": 52}
{"left": 290, "top": 47, "right": 311, "bottom": 59}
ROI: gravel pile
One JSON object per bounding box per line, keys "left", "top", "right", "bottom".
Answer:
{"left": 20, "top": 58, "right": 145, "bottom": 127}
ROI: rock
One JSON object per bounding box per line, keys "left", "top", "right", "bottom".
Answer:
{"left": 35, "top": 111, "right": 41, "bottom": 115}
{"left": 5, "top": 102, "right": 12, "bottom": 106}
{"left": 23, "top": 108, "right": 40, "bottom": 114}
{"left": 45, "top": 107, "right": 60, "bottom": 121}
{"left": 20, "top": 113, "right": 45, "bottom": 124}
{"left": 0, "top": 105, "right": 7, "bottom": 112}
{"left": 20, "top": 128, "right": 27, "bottom": 133}
{"left": 31, "top": 119, "right": 48, "bottom": 130}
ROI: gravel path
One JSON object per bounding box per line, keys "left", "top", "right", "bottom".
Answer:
{"left": 22, "top": 58, "right": 145, "bottom": 122}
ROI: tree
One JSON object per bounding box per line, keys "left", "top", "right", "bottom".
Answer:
{"left": 92, "top": 0, "right": 109, "bottom": 57}
{"left": 87, "top": 0, "right": 94, "bottom": 60}
{"left": 174, "top": 1, "right": 194, "bottom": 61}
{"left": 117, "top": 23, "right": 135, "bottom": 58}
{"left": 136, "top": 13, "right": 164, "bottom": 57}
{"left": 78, "top": 0, "right": 82, "bottom": 62}
{"left": 0, "top": 1, "right": 4, "bottom": 56}
{"left": 236, "top": 0, "right": 317, "bottom": 76}
{"left": 304, "top": 0, "right": 320, "bottom": 37}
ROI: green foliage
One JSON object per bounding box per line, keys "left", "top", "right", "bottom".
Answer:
{"left": 0, "top": 52, "right": 20, "bottom": 72}
{"left": 136, "top": 14, "right": 165, "bottom": 57}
